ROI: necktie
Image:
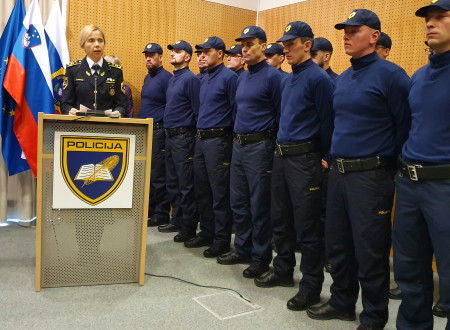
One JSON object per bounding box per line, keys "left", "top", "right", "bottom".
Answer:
{"left": 92, "top": 64, "right": 100, "bottom": 76}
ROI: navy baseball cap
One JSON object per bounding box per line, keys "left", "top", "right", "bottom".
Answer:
{"left": 416, "top": 0, "right": 450, "bottom": 17}
{"left": 311, "top": 37, "right": 333, "bottom": 52}
{"left": 167, "top": 40, "right": 193, "bottom": 56}
{"left": 335, "top": 9, "right": 381, "bottom": 31}
{"left": 277, "top": 21, "right": 314, "bottom": 42}
{"left": 195, "top": 36, "right": 226, "bottom": 52}
{"left": 225, "top": 44, "right": 243, "bottom": 55}
{"left": 236, "top": 25, "right": 267, "bottom": 41}
{"left": 265, "top": 43, "right": 284, "bottom": 55}
{"left": 377, "top": 32, "right": 392, "bottom": 49}
{"left": 142, "top": 43, "right": 163, "bottom": 54}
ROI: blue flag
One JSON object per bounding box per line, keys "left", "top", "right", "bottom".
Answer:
{"left": 0, "top": 0, "right": 29, "bottom": 175}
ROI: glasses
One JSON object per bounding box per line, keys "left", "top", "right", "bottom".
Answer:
{"left": 375, "top": 46, "right": 386, "bottom": 51}
{"left": 226, "top": 54, "right": 242, "bottom": 58}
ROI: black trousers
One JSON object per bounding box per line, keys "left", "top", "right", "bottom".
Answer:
{"left": 271, "top": 151, "right": 324, "bottom": 294}
{"left": 326, "top": 165, "right": 394, "bottom": 328}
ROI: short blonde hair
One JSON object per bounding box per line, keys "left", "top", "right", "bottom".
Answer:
{"left": 79, "top": 25, "right": 106, "bottom": 48}
{"left": 104, "top": 55, "right": 121, "bottom": 66}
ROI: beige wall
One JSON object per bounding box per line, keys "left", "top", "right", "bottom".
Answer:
{"left": 258, "top": 0, "right": 429, "bottom": 77}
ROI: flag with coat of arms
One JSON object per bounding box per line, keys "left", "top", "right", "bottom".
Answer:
{"left": 3, "top": 0, "right": 55, "bottom": 177}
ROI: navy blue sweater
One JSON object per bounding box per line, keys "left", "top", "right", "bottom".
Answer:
{"left": 278, "top": 59, "right": 335, "bottom": 155}
{"left": 279, "top": 68, "right": 289, "bottom": 77}
{"left": 138, "top": 66, "right": 172, "bottom": 121}
{"left": 198, "top": 63, "right": 237, "bottom": 129}
{"left": 234, "top": 60, "right": 282, "bottom": 134}
{"left": 235, "top": 68, "right": 245, "bottom": 76}
{"left": 164, "top": 66, "right": 200, "bottom": 129}
{"left": 403, "top": 50, "right": 450, "bottom": 164}
{"left": 331, "top": 52, "right": 411, "bottom": 159}
{"left": 326, "top": 67, "right": 339, "bottom": 82}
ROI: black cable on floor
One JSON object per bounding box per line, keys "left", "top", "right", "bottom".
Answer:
{"left": 145, "top": 272, "right": 252, "bottom": 303}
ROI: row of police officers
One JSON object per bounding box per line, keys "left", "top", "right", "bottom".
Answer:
{"left": 62, "top": 1, "right": 450, "bottom": 329}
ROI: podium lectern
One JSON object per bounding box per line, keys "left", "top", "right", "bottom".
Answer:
{"left": 36, "top": 113, "right": 153, "bottom": 291}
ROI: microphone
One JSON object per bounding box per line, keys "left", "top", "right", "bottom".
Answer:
{"left": 92, "top": 64, "right": 100, "bottom": 114}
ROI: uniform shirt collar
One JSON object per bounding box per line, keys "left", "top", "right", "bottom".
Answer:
{"left": 292, "top": 58, "right": 314, "bottom": 74}
{"left": 248, "top": 59, "right": 267, "bottom": 74}
{"left": 429, "top": 49, "right": 450, "bottom": 69}
{"left": 350, "top": 51, "right": 378, "bottom": 71}
{"left": 173, "top": 66, "right": 190, "bottom": 76}
{"left": 86, "top": 57, "right": 104, "bottom": 72}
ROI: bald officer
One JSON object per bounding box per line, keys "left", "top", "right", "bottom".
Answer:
{"left": 393, "top": 1, "right": 450, "bottom": 328}
{"left": 159, "top": 40, "right": 200, "bottom": 242}
{"left": 226, "top": 44, "right": 245, "bottom": 76}
{"left": 185, "top": 37, "right": 237, "bottom": 259}
{"left": 217, "top": 26, "right": 282, "bottom": 279}
{"left": 138, "top": 43, "right": 173, "bottom": 228}
{"left": 265, "top": 43, "right": 288, "bottom": 76}
{"left": 255, "top": 21, "right": 334, "bottom": 312}
{"left": 307, "top": 10, "right": 410, "bottom": 330}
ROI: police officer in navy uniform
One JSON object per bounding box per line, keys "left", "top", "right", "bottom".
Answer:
{"left": 264, "top": 43, "right": 288, "bottom": 76}
{"left": 306, "top": 10, "right": 411, "bottom": 330}
{"left": 195, "top": 48, "right": 208, "bottom": 80}
{"left": 311, "top": 37, "right": 339, "bottom": 81}
{"left": 62, "top": 25, "right": 126, "bottom": 117}
{"left": 225, "top": 44, "right": 245, "bottom": 76}
{"left": 254, "top": 21, "right": 334, "bottom": 312}
{"left": 375, "top": 32, "right": 392, "bottom": 60}
{"left": 393, "top": 1, "right": 450, "bottom": 328}
{"left": 217, "top": 26, "right": 282, "bottom": 279}
{"left": 184, "top": 37, "right": 237, "bottom": 258}
{"left": 138, "top": 43, "right": 173, "bottom": 227}
{"left": 158, "top": 40, "right": 200, "bottom": 242}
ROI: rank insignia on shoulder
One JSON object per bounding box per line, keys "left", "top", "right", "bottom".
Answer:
{"left": 67, "top": 60, "right": 82, "bottom": 67}
{"left": 108, "top": 62, "right": 122, "bottom": 70}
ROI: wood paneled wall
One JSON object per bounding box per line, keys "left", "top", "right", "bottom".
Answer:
{"left": 66, "top": 0, "right": 256, "bottom": 114}
{"left": 258, "top": 0, "right": 430, "bottom": 76}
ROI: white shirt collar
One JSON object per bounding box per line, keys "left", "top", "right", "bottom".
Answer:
{"left": 86, "top": 57, "right": 104, "bottom": 73}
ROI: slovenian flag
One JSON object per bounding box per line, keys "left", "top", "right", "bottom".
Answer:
{"left": 45, "top": 0, "right": 70, "bottom": 114}
{"left": 0, "top": 0, "right": 29, "bottom": 175}
{"left": 3, "top": 0, "right": 54, "bottom": 177}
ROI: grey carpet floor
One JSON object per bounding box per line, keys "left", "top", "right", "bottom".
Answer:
{"left": 0, "top": 223, "right": 446, "bottom": 330}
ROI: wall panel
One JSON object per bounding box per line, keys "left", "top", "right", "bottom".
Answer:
{"left": 259, "top": 0, "right": 429, "bottom": 76}
{"left": 67, "top": 0, "right": 256, "bottom": 115}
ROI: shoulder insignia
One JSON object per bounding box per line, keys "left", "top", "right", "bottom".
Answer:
{"left": 67, "top": 60, "right": 82, "bottom": 68}
{"left": 108, "top": 62, "right": 123, "bottom": 70}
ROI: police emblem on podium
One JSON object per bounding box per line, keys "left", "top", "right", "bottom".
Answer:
{"left": 53, "top": 132, "right": 136, "bottom": 208}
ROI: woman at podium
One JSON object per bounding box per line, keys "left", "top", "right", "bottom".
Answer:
{"left": 62, "top": 25, "right": 127, "bottom": 117}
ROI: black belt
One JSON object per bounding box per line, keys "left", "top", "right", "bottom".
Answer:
{"left": 165, "top": 127, "right": 195, "bottom": 138}
{"left": 399, "top": 157, "right": 450, "bottom": 181}
{"left": 196, "top": 128, "right": 231, "bottom": 139}
{"left": 154, "top": 122, "right": 164, "bottom": 129}
{"left": 235, "top": 130, "right": 274, "bottom": 145}
{"left": 334, "top": 156, "right": 391, "bottom": 173}
{"left": 276, "top": 141, "right": 316, "bottom": 156}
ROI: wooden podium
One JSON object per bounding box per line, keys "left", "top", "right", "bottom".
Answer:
{"left": 35, "top": 113, "right": 153, "bottom": 291}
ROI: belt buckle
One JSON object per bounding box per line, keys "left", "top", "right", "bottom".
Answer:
{"left": 276, "top": 144, "right": 283, "bottom": 156}
{"left": 196, "top": 130, "right": 202, "bottom": 139}
{"left": 336, "top": 158, "right": 345, "bottom": 174}
{"left": 236, "top": 134, "right": 242, "bottom": 145}
{"left": 407, "top": 164, "right": 421, "bottom": 181}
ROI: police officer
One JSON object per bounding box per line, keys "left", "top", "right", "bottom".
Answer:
{"left": 306, "top": 10, "right": 410, "bottom": 330}
{"left": 225, "top": 44, "right": 245, "bottom": 76}
{"left": 62, "top": 25, "right": 126, "bottom": 117}
{"left": 375, "top": 32, "right": 392, "bottom": 59}
{"left": 158, "top": 40, "right": 200, "bottom": 242}
{"left": 265, "top": 43, "right": 288, "bottom": 76}
{"left": 137, "top": 43, "right": 173, "bottom": 228}
{"left": 254, "top": 21, "right": 334, "bottom": 312}
{"left": 393, "top": 1, "right": 450, "bottom": 328}
{"left": 217, "top": 26, "right": 282, "bottom": 279}
{"left": 195, "top": 48, "right": 208, "bottom": 80}
{"left": 311, "top": 37, "right": 339, "bottom": 81}
{"left": 184, "top": 37, "right": 237, "bottom": 258}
